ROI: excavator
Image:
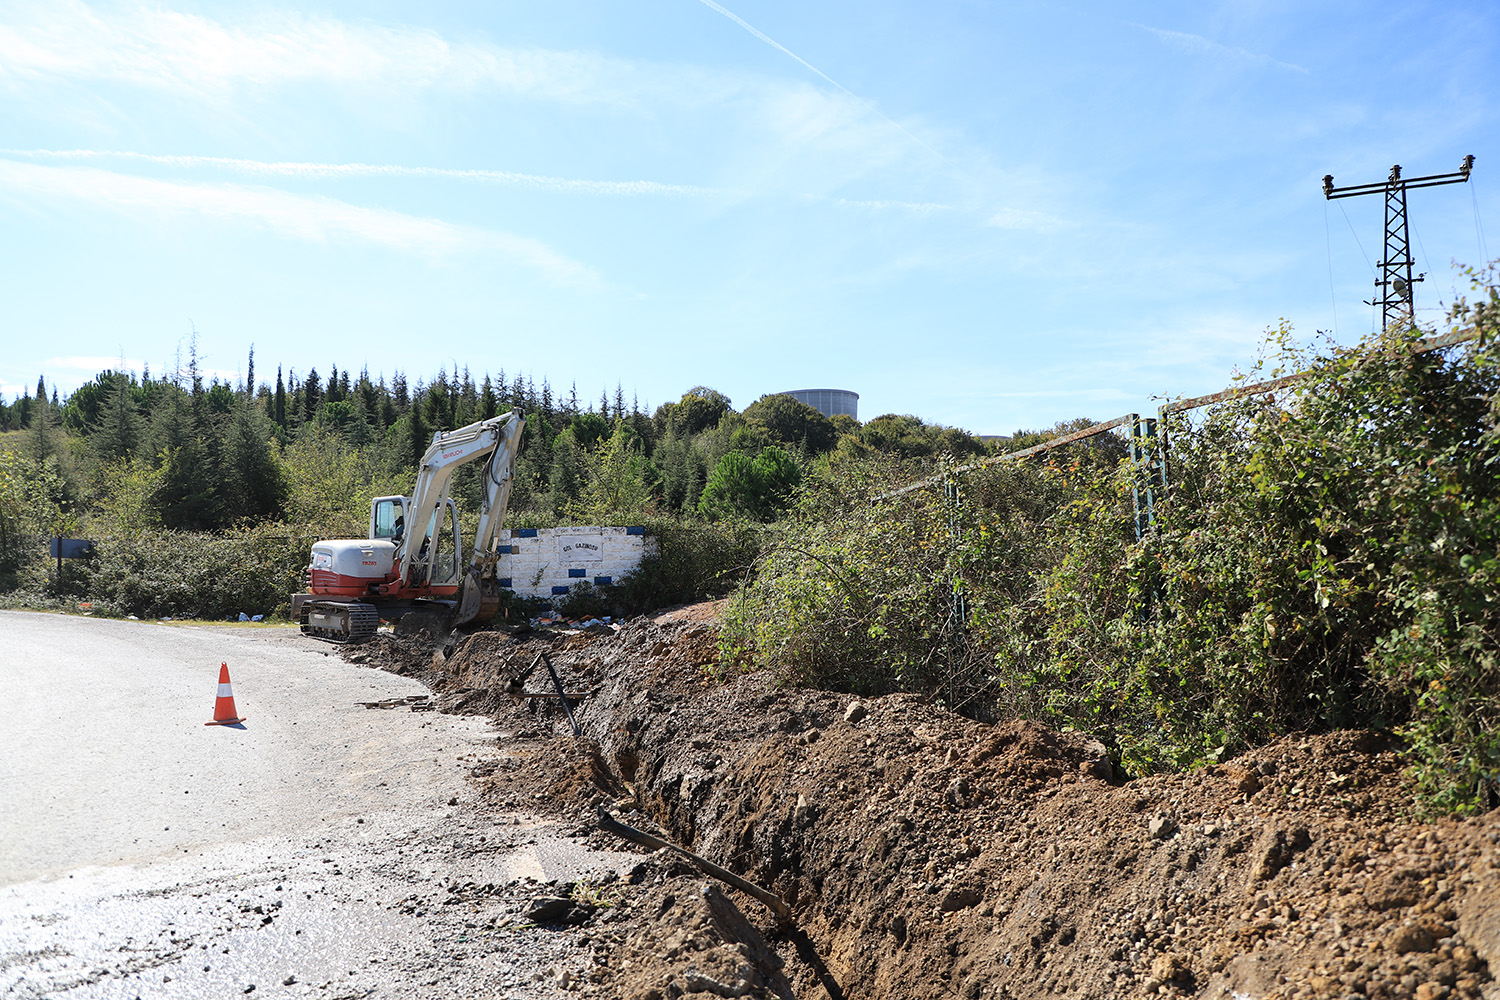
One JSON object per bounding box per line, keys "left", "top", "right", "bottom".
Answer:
{"left": 291, "top": 410, "right": 524, "bottom": 643}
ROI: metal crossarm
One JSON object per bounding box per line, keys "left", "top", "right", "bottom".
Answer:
{"left": 1322, "top": 156, "right": 1475, "bottom": 332}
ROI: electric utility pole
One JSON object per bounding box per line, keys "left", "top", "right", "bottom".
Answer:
{"left": 1323, "top": 155, "right": 1474, "bottom": 332}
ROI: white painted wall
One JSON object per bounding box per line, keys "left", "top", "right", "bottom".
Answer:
{"left": 495, "top": 526, "right": 657, "bottom": 600}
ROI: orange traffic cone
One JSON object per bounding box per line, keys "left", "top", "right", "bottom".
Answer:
{"left": 204, "top": 662, "right": 246, "bottom": 726}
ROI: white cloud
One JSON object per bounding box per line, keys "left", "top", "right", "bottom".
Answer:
{"left": 44, "top": 355, "right": 150, "bottom": 374}
{"left": 0, "top": 159, "right": 593, "bottom": 280}
{"left": 694, "top": 0, "right": 945, "bottom": 163}
{"left": 4, "top": 148, "right": 729, "bottom": 199}
{"left": 0, "top": 4, "right": 951, "bottom": 200}
{"left": 7, "top": 148, "right": 963, "bottom": 216}
{"left": 986, "top": 206, "right": 1069, "bottom": 234}
{"left": 1134, "top": 24, "right": 1309, "bottom": 75}
{"left": 0, "top": 0, "right": 638, "bottom": 102}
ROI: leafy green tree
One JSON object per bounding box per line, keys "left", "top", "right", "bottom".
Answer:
{"left": 743, "top": 393, "right": 837, "bottom": 453}
{"left": 0, "top": 452, "right": 79, "bottom": 583}
{"left": 655, "top": 387, "right": 732, "bottom": 439}
{"left": 62, "top": 370, "right": 130, "bottom": 433}
{"left": 837, "top": 413, "right": 986, "bottom": 461}
{"left": 569, "top": 412, "right": 610, "bottom": 450}
{"left": 576, "top": 420, "right": 658, "bottom": 519}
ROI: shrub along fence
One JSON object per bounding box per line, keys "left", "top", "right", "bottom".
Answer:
{"left": 725, "top": 291, "right": 1500, "bottom": 812}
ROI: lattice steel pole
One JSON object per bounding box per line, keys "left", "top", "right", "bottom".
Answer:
{"left": 1323, "top": 155, "right": 1474, "bottom": 332}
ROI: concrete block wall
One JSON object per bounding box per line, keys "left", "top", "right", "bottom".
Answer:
{"left": 494, "top": 525, "right": 658, "bottom": 600}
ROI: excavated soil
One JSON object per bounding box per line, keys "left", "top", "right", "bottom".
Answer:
{"left": 344, "top": 604, "right": 1500, "bottom": 1000}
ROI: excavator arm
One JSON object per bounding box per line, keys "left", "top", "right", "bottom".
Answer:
{"left": 453, "top": 411, "right": 524, "bottom": 625}
{"left": 396, "top": 410, "right": 524, "bottom": 624}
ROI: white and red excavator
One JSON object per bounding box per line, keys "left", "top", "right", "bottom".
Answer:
{"left": 291, "top": 410, "right": 524, "bottom": 643}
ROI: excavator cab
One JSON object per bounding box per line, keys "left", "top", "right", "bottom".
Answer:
{"left": 371, "top": 496, "right": 404, "bottom": 540}
{"left": 369, "top": 494, "right": 461, "bottom": 587}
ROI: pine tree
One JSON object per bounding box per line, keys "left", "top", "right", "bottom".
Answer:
{"left": 479, "top": 375, "right": 498, "bottom": 420}
{"left": 94, "top": 377, "right": 142, "bottom": 461}
{"left": 246, "top": 345, "right": 255, "bottom": 396}
{"left": 223, "top": 398, "right": 284, "bottom": 521}
{"left": 409, "top": 393, "right": 429, "bottom": 470}
{"left": 303, "top": 367, "right": 322, "bottom": 421}
{"left": 27, "top": 388, "right": 60, "bottom": 461}
{"left": 458, "top": 366, "right": 476, "bottom": 425}
{"left": 546, "top": 429, "right": 582, "bottom": 515}
{"left": 188, "top": 336, "right": 204, "bottom": 399}
{"left": 274, "top": 366, "right": 287, "bottom": 427}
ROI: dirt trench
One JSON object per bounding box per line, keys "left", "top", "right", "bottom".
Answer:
{"left": 345, "top": 604, "right": 1500, "bottom": 1000}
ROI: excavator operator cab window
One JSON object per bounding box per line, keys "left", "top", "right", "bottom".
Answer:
{"left": 370, "top": 497, "right": 405, "bottom": 541}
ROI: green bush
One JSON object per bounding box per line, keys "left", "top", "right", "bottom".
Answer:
{"left": 607, "top": 516, "right": 763, "bottom": 615}
{"left": 78, "top": 523, "right": 315, "bottom": 620}
{"left": 721, "top": 457, "right": 979, "bottom": 695}
{"left": 724, "top": 279, "right": 1500, "bottom": 812}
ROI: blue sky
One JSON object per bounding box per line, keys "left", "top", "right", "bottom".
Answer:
{"left": 1, "top": 0, "right": 1495, "bottom": 434}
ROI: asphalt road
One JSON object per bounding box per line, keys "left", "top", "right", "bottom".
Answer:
{"left": 0, "top": 611, "right": 493, "bottom": 885}
{"left": 0, "top": 612, "right": 635, "bottom": 998}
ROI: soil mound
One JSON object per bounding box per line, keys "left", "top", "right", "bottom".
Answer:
{"left": 346, "top": 606, "right": 1500, "bottom": 1000}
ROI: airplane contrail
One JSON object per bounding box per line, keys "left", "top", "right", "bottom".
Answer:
{"left": 693, "top": 0, "right": 947, "bottom": 163}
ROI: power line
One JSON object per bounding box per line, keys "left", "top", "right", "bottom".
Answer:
{"left": 1337, "top": 200, "right": 1375, "bottom": 276}
{"left": 1323, "top": 200, "right": 1339, "bottom": 338}
{"left": 1473, "top": 178, "right": 1490, "bottom": 264}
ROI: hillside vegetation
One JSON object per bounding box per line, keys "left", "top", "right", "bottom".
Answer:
{"left": 3, "top": 270, "right": 1498, "bottom": 811}
{"left": 0, "top": 352, "right": 986, "bottom": 619}
{"left": 723, "top": 271, "right": 1500, "bottom": 812}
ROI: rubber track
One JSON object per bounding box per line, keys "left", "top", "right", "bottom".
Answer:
{"left": 301, "top": 601, "right": 381, "bottom": 644}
